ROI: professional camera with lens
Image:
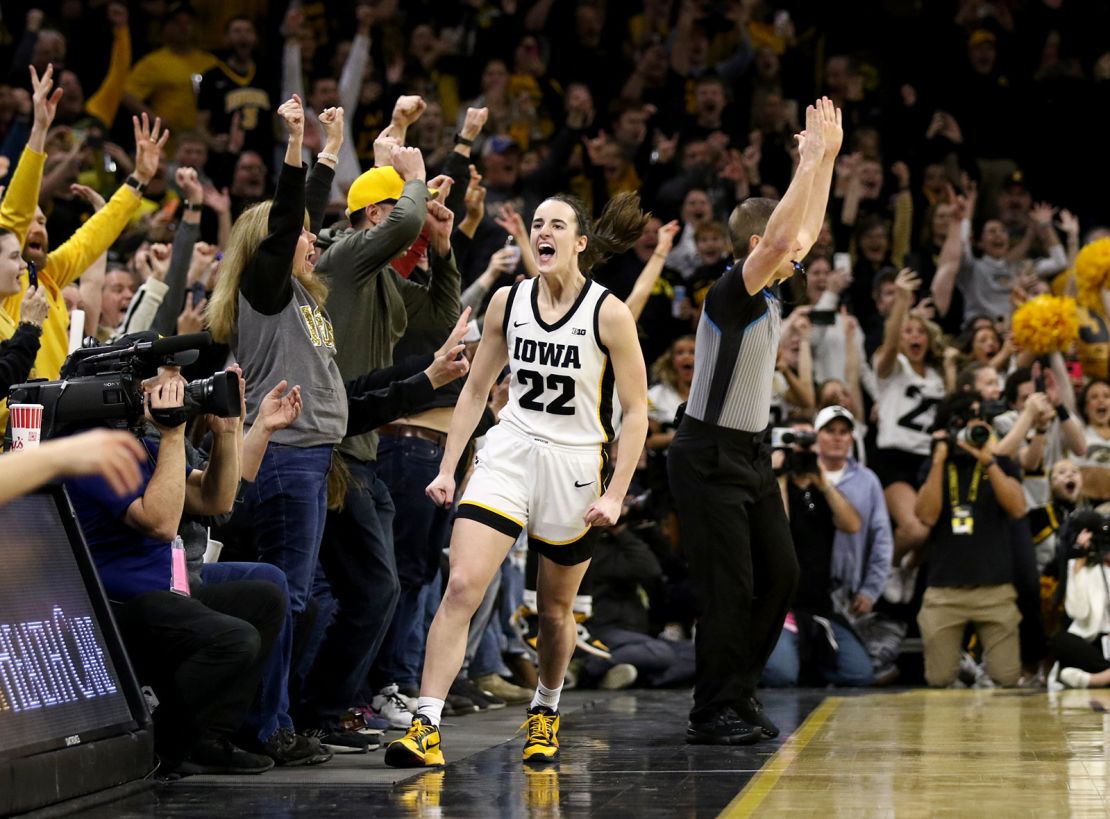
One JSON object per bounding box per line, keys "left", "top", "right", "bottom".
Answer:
{"left": 4, "top": 332, "right": 240, "bottom": 443}
{"left": 1066, "top": 509, "right": 1110, "bottom": 562}
{"left": 946, "top": 399, "right": 1008, "bottom": 450}
{"left": 771, "top": 427, "right": 820, "bottom": 477}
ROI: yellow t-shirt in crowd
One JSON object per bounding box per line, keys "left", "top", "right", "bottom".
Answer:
{"left": 125, "top": 47, "right": 218, "bottom": 136}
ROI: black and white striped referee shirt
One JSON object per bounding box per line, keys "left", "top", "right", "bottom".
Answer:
{"left": 685, "top": 259, "right": 782, "bottom": 432}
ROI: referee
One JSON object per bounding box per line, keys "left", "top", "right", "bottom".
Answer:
{"left": 669, "top": 98, "right": 843, "bottom": 745}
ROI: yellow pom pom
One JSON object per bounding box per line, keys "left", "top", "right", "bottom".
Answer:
{"left": 1075, "top": 238, "right": 1110, "bottom": 312}
{"left": 1011, "top": 294, "right": 1079, "bottom": 355}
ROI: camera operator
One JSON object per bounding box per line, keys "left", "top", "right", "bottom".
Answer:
{"left": 914, "top": 393, "right": 1027, "bottom": 688}
{"left": 63, "top": 365, "right": 285, "bottom": 775}
{"left": 763, "top": 415, "right": 872, "bottom": 686}
{"left": 1054, "top": 508, "right": 1110, "bottom": 689}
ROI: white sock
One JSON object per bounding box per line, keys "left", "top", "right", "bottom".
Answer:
{"left": 573, "top": 594, "right": 592, "bottom": 618}
{"left": 416, "top": 696, "right": 445, "bottom": 727}
{"left": 530, "top": 680, "right": 562, "bottom": 712}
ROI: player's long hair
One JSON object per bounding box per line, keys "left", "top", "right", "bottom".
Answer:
{"left": 547, "top": 192, "right": 650, "bottom": 274}
{"left": 205, "top": 203, "right": 326, "bottom": 343}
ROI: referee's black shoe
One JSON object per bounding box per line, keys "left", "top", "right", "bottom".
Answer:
{"left": 685, "top": 707, "right": 761, "bottom": 745}
{"left": 737, "top": 694, "right": 780, "bottom": 739}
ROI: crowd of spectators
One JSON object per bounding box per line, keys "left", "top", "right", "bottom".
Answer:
{"left": 3, "top": 0, "right": 1110, "bottom": 774}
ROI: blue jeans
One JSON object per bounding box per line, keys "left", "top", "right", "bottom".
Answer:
{"left": 583, "top": 627, "right": 696, "bottom": 687}
{"left": 297, "top": 457, "right": 399, "bottom": 727}
{"left": 762, "top": 620, "right": 874, "bottom": 687}
{"left": 201, "top": 561, "right": 294, "bottom": 743}
{"left": 369, "top": 435, "right": 450, "bottom": 691}
{"left": 246, "top": 443, "right": 333, "bottom": 614}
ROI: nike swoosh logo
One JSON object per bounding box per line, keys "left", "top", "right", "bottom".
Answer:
{"left": 574, "top": 480, "right": 595, "bottom": 488}
{"left": 514, "top": 321, "right": 529, "bottom": 327}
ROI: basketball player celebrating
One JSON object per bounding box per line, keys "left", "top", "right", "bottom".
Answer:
{"left": 668, "top": 98, "right": 842, "bottom": 745}
{"left": 385, "top": 192, "right": 650, "bottom": 768}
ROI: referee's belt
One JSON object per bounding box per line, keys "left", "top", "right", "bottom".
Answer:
{"left": 378, "top": 423, "right": 447, "bottom": 447}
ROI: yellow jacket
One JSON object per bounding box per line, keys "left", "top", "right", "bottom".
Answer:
{"left": 1, "top": 148, "right": 141, "bottom": 379}
{"left": 0, "top": 146, "right": 45, "bottom": 248}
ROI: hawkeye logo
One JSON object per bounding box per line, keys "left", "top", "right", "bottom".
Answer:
{"left": 300, "top": 305, "right": 336, "bottom": 349}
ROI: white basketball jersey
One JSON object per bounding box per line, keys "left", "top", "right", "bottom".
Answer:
{"left": 498, "top": 278, "right": 619, "bottom": 448}
{"left": 876, "top": 354, "right": 946, "bottom": 455}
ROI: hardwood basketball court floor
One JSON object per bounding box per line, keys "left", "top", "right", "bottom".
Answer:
{"left": 80, "top": 688, "right": 1110, "bottom": 817}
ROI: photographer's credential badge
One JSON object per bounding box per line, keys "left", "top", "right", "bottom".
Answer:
{"left": 948, "top": 463, "right": 982, "bottom": 537}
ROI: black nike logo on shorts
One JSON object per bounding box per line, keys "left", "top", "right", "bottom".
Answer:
{"left": 574, "top": 480, "right": 595, "bottom": 488}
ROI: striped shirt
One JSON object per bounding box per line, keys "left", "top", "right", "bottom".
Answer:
{"left": 686, "top": 260, "right": 782, "bottom": 432}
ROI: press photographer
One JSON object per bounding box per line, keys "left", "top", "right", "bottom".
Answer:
{"left": 764, "top": 412, "right": 881, "bottom": 687}
{"left": 915, "top": 393, "right": 1027, "bottom": 688}
{"left": 1054, "top": 508, "right": 1110, "bottom": 689}
{"left": 47, "top": 334, "right": 287, "bottom": 775}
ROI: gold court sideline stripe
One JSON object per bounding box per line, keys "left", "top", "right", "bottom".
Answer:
{"left": 719, "top": 696, "right": 843, "bottom": 818}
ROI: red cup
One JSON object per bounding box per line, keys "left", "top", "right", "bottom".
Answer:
{"left": 9, "top": 403, "right": 44, "bottom": 450}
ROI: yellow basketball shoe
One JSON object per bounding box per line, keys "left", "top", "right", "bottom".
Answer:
{"left": 384, "top": 716, "right": 445, "bottom": 768}
{"left": 522, "top": 706, "right": 560, "bottom": 763}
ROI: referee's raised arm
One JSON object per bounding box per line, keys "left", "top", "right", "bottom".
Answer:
{"left": 738, "top": 98, "right": 842, "bottom": 294}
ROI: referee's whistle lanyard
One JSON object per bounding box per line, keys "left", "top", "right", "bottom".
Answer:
{"left": 947, "top": 462, "right": 982, "bottom": 536}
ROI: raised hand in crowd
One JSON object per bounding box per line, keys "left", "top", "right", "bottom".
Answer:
{"left": 149, "top": 243, "right": 172, "bottom": 280}
{"left": 425, "top": 306, "right": 473, "bottom": 389}
{"left": 894, "top": 266, "right": 921, "bottom": 300}
{"left": 176, "top": 165, "right": 204, "bottom": 205}
{"left": 28, "top": 63, "right": 64, "bottom": 153}
{"left": 132, "top": 113, "right": 170, "bottom": 187}
{"left": 427, "top": 174, "right": 454, "bottom": 202}
{"left": 70, "top": 183, "right": 106, "bottom": 212}
{"left": 459, "top": 165, "right": 486, "bottom": 237}
{"left": 655, "top": 219, "right": 682, "bottom": 258}
{"left": 1058, "top": 209, "right": 1080, "bottom": 239}
{"left": 1029, "top": 201, "right": 1058, "bottom": 231}
{"left": 426, "top": 199, "right": 455, "bottom": 256}
{"left": 392, "top": 95, "right": 427, "bottom": 130}
{"left": 188, "top": 242, "right": 219, "bottom": 287}
{"left": 481, "top": 247, "right": 521, "bottom": 283}
{"left": 106, "top": 1, "right": 128, "bottom": 30}
{"left": 651, "top": 130, "right": 678, "bottom": 166}
{"left": 202, "top": 185, "right": 231, "bottom": 216}
{"left": 278, "top": 95, "right": 306, "bottom": 167}
{"left": 460, "top": 106, "right": 489, "bottom": 142}
{"left": 910, "top": 296, "right": 937, "bottom": 322}
{"left": 495, "top": 203, "right": 527, "bottom": 245}
{"left": 177, "top": 291, "right": 207, "bottom": 335}
{"left": 19, "top": 285, "right": 50, "bottom": 327}
{"left": 318, "top": 106, "right": 345, "bottom": 164}
{"left": 373, "top": 129, "right": 402, "bottom": 168}
{"left": 390, "top": 145, "right": 427, "bottom": 182}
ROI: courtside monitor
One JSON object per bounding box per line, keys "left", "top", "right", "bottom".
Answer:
{"left": 0, "top": 485, "right": 145, "bottom": 761}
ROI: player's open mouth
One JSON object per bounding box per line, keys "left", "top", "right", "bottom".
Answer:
{"left": 537, "top": 242, "right": 555, "bottom": 262}
{"left": 1065, "top": 480, "right": 1077, "bottom": 493}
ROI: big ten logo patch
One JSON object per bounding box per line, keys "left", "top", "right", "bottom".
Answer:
{"left": 300, "top": 305, "right": 336, "bottom": 349}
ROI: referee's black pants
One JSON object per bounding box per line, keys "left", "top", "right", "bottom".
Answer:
{"left": 667, "top": 416, "right": 798, "bottom": 722}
